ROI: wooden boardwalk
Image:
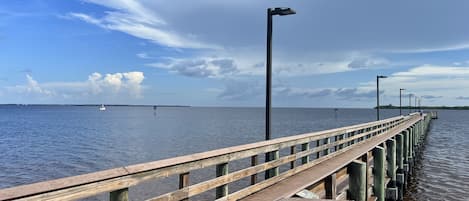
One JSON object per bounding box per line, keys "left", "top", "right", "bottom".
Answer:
{"left": 0, "top": 113, "right": 434, "bottom": 201}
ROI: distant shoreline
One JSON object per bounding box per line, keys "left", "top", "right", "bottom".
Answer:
{"left": 2, "top": 104, "right": 469, "bottom": 110}
{"left": 376, "top": 105, "right": 469, "bottom": 110}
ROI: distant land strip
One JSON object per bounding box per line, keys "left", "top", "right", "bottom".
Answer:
{"left": 376, "top": 105, "right": 469, "bottom": 110}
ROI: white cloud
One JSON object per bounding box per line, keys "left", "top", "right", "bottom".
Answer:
{"left": 393, "top": 65, "right": 469, "bottom": 77}
{"left": 348, "top": 65, "right": 469, "bottom": 105}
{"left": 4, "top": 72, "right": 145, "bottom": 101}
{"left": 25, "top": 74, "right": 55, "bottom": 96}
{"left": 67, "top": 0, "right": 219, "bottom": 49}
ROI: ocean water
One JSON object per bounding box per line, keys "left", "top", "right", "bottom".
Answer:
{"left": 0, "top": 106, "right": 465, "bottom": 200}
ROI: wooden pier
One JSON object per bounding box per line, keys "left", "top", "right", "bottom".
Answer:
{"left": 0, "top": 113, "right": 434, "bottom": 201}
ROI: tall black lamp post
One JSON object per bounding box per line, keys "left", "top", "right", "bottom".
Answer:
{"left": 400, "top": 88, "right": 405, "bottom": 115}
{"left": 265, "top": 7, "right": 296, "bottom": 141}
{"left": 376, "top": 75, "right": 387, "bottom": 120}
{"left": 265, "top": 7, "right": 295, "bottom": 179}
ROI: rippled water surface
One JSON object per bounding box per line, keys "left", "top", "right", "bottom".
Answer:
{"left": 0, "top": 106, "right": 466, "bottom": 200}
{"left": 404, "top": 110, "right": 469, "bottom": 201}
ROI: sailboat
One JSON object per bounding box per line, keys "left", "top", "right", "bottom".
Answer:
{"left": 99, "top": 104, "right": 106, "bottom": 111}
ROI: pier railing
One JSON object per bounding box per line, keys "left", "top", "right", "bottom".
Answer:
{"left": 0, "top": 113, "right": 430, "bottom": 201}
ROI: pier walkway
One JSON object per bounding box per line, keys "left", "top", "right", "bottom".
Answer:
{"left": 0, "top": 113, "right": 434, "bottom": 201}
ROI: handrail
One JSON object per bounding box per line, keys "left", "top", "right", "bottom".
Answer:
{"left": 0, "top": 114, "right": 421, "bottom": 201}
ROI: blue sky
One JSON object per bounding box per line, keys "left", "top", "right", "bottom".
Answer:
{"left": 1, "top": 0, "right": 469, "bottom": 107}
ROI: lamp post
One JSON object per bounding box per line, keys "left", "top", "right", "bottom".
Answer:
{"left": 376, "top": 75, "right": 387, "bottom": 120}
{"left": 419, "top": 97, "right": 422, "bottom": 112}
{"left": 415, "top": 96, "right": 418, "bottom": 112}
{"left": 408, "top": 93, "right": 413, "bottom": 114}
{"left": 265, "top": 7, "right": 295, "bottom": 179}
{"left": 400, "top": 88, "right": 405, "bottom": 116}
{"left": 265, "top": 7, "right": 296, "bottom": 141}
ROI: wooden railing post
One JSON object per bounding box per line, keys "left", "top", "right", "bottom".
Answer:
{"left": 265, "top": 150, "right": 279, "bottom": 179}
{"left": 251, "top": 155, "right": 258, "bottom": 185}
{"left": 338, "top": 133, "right": 345, "bottom": 149}
{"left": 301, "top": 143, "right": 309, "bottom": 164}
{"left": 110, "top": 188, "right": 128, "bottom": 201}
{"left": 179, "top": 172, "right": 190, "bottom": 201}
{"left": 316, "top": 140, "right": 321, "bottom": 158}
{"left": 216, "top": 163, "right": 228, "bottom": 198}
{"left": 290, "top": 146, "right": 296, "bottom": 169}
{"left": 323, "top": 137, "right": 330, "bottom": 156}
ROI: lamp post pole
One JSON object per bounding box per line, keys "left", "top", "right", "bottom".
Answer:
{"left": 265, "top": 7, "right": 295, "bottom": 141}
{"left": 266, "top": 8, "right": 273, "bottom": 141}
{"left": 376, "top": 75, "right": 387, "bottom": 120}
{"left": 415, "top": 96, "right": 418, "bottom": 112}
{"left": 265, "top": 7, "right": 295, "bottom": 179}
{"left": 408, "top": 93, "right": 412, "bottom": 114}
{"left": 400, "top": 88, "right": 405, "bottom": 116}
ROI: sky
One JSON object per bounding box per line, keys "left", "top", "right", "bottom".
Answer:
{"left": 1, "top": 0, "right": 469, "bottom": 107}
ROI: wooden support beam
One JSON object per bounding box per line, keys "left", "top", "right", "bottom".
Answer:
{"left": 372, "top": 146, "right": 385, "bottom": 201}
{"left": 325, "top": 173, "right": 337, "bottom": 199}
{"left": 396, "top": 134, "right": 404, "bottom": 171}
{"left": 386, "top": 139, "right": 397, "bottom": 184}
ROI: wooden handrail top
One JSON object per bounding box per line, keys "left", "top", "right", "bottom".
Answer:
{"left": 0, "top": 114, "right": 416, "bottom": 200}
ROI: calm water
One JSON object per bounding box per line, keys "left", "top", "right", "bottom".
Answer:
{"left": 0, "top": 106, "right": 466, "bottom": 200}
{"left": 404, "top": 110, "right": 469, "bottom": 201}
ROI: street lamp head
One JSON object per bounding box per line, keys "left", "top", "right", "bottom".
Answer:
{"left": 271, "top": 7, "right": 296, "bottom": 16}
{"left": 377, "top": 75, "right": 387, "bottom": 79}
{"left": 400, "top": 88, "right": 405, "bottom": 91}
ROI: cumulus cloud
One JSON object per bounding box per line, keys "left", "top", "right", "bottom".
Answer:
{"left": 4, "top": 72, "right": 145, "bottom": 100}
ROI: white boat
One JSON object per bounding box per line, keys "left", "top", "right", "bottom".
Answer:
{"left": 99, "top": 104, "right": 106, "bottom": 111}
